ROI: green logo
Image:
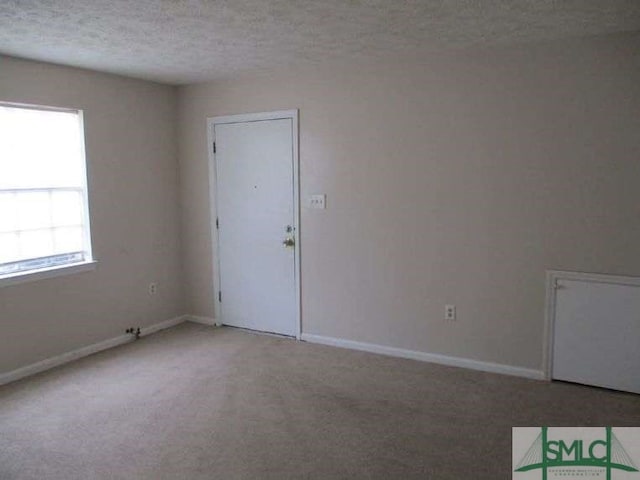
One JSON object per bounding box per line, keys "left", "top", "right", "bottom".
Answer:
{"left": 514, "top": 427, "right": 639, "bottom": 480}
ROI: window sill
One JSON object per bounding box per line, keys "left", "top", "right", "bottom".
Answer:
{"left": 0, "top": 260, "right": 97, "bottom": 288}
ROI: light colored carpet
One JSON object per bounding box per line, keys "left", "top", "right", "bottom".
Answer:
{"left": 0, "top": 322, "right": 638, "bottom": 479}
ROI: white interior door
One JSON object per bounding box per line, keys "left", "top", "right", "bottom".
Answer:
{"left": 552, "top": 276, "right": 640, "bottom": 394}
{"left": 213, "top": 115, "right": 297, "bottom": 336}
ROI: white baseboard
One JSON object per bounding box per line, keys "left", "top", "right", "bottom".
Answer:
{"left": 300, "top": 333, "right": 545, "bottom": 381}
{"left": 0, "top": 315, "right": 189, "bottom": 387}
{"left": 141, "top": 315, "right": 188, "bottom": 336}
{"left": 187, "top": 315, "right": 220, "bottom": 326}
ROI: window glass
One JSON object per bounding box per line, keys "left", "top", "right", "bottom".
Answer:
{"left": 0, "top": 104, "right": 93, "bottom": 277}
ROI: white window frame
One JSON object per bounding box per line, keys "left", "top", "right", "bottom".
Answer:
{"left": 0, "top": 101, "right": 96, "bottom": 288}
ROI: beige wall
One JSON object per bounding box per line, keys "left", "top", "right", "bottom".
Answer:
{"left": 178, "top": 32, "right": 640, "bottom": 371}
{"left": 3, "top": 32, "right": 637, "bottom": 376}
{"left": 0, "top": 56, "right": 184, "bottom": 373}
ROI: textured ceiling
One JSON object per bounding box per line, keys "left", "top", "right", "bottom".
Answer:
{"left": 1, "top": 0, "right": 640, "bottom": 85}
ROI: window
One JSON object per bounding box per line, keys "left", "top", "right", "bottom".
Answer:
{"left": 0, "top": 103, "right": 94, "bottom": 283}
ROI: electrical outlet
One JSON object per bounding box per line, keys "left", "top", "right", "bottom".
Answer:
{"left": 149, "top": 283, "right": 157, "bottom": 295}
{"left": 445, "top": 304, "right": 456, "bottom": 321}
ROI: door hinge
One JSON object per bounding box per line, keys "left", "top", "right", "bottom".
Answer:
{"left": 218, "top": 291, "right": 222, "bottom": 302}
{"left": 216, "top": 217, "right": 219, "bottom": 229}
{"left": 213, "top": 141, "right": 216, "bottom": 153}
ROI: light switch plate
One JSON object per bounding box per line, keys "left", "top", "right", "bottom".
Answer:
{"left": 308, "top": 194, "right": 326, "bottom": 209}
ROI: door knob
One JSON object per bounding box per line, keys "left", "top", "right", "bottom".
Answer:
{"left": 282, "top": 237, "right": 295, "bottom": 248}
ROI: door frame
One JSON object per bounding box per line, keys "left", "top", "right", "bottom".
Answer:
{"left": 543, "top": 269, "right": 640, "bottom": 381}
{"left": 206, "top": 110, "right": 301, "bottom": 339}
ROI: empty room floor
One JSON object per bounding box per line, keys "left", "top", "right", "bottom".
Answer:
{"left": 1, "top": 323, "right": 638, "bottom": 479}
